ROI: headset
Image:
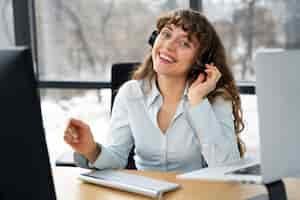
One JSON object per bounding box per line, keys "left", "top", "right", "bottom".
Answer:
{"left": 148, "top": 30, "right": 212, "bottom": 81}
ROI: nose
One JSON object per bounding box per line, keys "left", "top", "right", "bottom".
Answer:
{"left": 164, "top": 38, "right": 176, "bottom": 52}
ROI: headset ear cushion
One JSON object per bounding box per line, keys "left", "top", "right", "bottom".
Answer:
{"left": 148, "top": 30, "right": 158, "bottom": 47}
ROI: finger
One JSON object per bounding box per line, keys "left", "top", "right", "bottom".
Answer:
{"left": 64, "top": 126, "right": 73, "bottom": 136}
{"left": 71, "top": 132, "right": 79, "bottom": 139}
{"left": 205, "top": 67, "right": 220, "bottom": 77}
{"left": 64, "top": 134, "right": 73, "bottom": 144}
{"left": 205, "top": 64, "right": 218, "bottom": 74}
{"left": 70, "top": 118, "right": 88, "bottom": 129}
{"left": 64, "top": 126, "right": 76, "bottom": 137}
{"left": 66, "top": 127, "right": 80, "bottom": 141}
{"left": 65, "top": 120, "right": 75, "bottom": 135}
{"left": 190, "top": 73, "right": 206, "bottom": 88}
{"left": 212, "top": 71, "right": 221, "bottom": 84}
{"left": 204, "top": 68, "right": 214, "bottom": 77}
{"left": 64, "top": 131, "right": 79, "bottom": 144}
{"left": 217, "top": 71, "right": 222, "bottom": 80}
{"left": 204, "top": 70, "right": 219, "bottom": 85}
{"left": 213, "top": 67, "right": 222, "bottom": 81}
{"left": 205, "top": 64, "right": 220, "bottom": 76}
{"left": 64, "top": 126, "right": 72, "bottom": 136}
{"left": 197, "top": 73, "right": 206, "bottom": 82}
{"left": 72, "top": 137, "right": 79, "bottom": 143}
{"left": 205, "top": 63, "right": 215, "bottom": 69}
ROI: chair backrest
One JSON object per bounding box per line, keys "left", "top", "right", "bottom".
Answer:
{"left": 111, "top": 62, "right": 140, "bottom": 169}
{"left": 111, "top": 62, "right": 140, "bottom": 111}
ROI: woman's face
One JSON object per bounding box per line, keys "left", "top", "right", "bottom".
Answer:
{"left": 152, "top": 24, "right": 200, "bottom": 79}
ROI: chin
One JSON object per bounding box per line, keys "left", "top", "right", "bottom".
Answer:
{"left": 156, "top": 70, "right": 179, "bottom": 78}
{"left": 153, "top": 64, "right": 171, "bottom": 75}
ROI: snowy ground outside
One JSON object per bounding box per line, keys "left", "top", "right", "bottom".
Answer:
{"left": 41, "top": 91, "right": 259, "bottom": 165}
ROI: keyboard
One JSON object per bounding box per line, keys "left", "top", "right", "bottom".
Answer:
{"left": 79, "top": 170, "right": 180, "bottom": 198}
{"left": 228, "top": 164, "right": 261, "bottom": 175}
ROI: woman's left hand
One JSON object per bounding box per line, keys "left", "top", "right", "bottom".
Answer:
{"left": 188, "top": 63, "right": 222, "bottom": 107}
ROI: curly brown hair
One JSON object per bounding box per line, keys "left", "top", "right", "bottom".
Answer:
{"left": 132, "top": 9, "right": 245, "bottom": 157}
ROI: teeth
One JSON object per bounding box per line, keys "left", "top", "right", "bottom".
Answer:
{"left": 160, "top": 54, "right": 175, "bottom": 63}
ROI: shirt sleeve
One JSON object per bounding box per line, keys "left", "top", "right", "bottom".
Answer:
{"left": 74, "top": 82, "right": 134, "bottom": 170}
{"left": 186, "top": 97, "right": 241, "bottom": 167}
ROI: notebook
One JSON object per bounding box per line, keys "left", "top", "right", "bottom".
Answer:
{"left": 79, "top": 170, "right": 180, "bottom": 199}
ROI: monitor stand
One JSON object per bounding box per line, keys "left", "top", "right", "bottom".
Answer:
{"left": 247, "top": 180, "right": 287, "bottom": 200}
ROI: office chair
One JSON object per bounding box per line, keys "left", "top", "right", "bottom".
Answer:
{"left": 111, "top": 62, "right": 140, "bottom": 169}
{"left": 56, "top": 62, "right": 140, "bottom": 169}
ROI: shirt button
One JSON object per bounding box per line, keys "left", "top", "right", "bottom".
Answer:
{"left": 161, "top": 136, "right": 167, "bottom": 164}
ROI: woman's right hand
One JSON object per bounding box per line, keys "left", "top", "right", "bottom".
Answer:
{"left": 64, "top": 118, "right": 100, "bottom": 163}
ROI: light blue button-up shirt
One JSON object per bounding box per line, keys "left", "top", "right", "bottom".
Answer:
{"left": 74, "top": 79, "right": 240, "bottom": 173}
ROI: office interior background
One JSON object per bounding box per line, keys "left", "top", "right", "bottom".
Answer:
{"left": 1, "top": 0, "right": 299, "bottom": 164}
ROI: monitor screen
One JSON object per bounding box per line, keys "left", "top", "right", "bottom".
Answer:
{"left": 0, "top": 48, "right": 56, "bottom": 199}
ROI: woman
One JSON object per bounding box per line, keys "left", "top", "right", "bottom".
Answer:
{"left": 64, "top": 9, "right": 245, "bottom": 172}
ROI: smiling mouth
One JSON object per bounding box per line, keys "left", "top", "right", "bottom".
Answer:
{"left": 158, "top": 53, "right": 176, "bottom": 64}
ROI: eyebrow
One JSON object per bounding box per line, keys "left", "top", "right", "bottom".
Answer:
{"left": 162, "top": 25, "right": 200, "bottom": 48}
{"left": 163, "top": 26, "right": 190, "bottom": 40}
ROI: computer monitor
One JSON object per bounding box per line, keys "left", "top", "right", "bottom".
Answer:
{"left": 0, "top": 48, "right": 56, "bottom": 199}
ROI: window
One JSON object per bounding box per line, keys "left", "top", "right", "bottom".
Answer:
{"left": 40, "top": 88, "right": 111, "bottom": 162}
{"left": 35, "top": 0, "right": 189, "bottom": 82}
{"left": 0, "top": 0, "right": 14, "bottom": 46}
{"left": 202, "top": 0, "right": 297, "bottom": 154}
{"left": 240, "top": 94, "right": 258, "bottom": 154}
{"left": 203, "top": 0, "right": 287, "bottom": 81}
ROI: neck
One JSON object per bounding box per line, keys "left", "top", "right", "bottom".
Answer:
{"left": 156, "top": 75, "right": 186, "bottom": 104}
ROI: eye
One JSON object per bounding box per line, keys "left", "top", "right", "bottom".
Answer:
{"left": 179, "top": 40, "right": 191, "bottom": 48}
{"left": 160, "top": 30, "right": 171, "bottom": 39}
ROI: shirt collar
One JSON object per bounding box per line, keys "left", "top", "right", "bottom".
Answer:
{"left": 146, "top": 79, "right": 161, "bottom": 107}
{"left": 146, "top": 79, "right": 190, "bottom": 107}
{"left": 183, "top": 81, "right": 189, "bottom": 98}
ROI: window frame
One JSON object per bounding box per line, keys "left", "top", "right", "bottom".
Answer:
{"left": 12, "top": 0, "right": 255, "bottom": 95}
